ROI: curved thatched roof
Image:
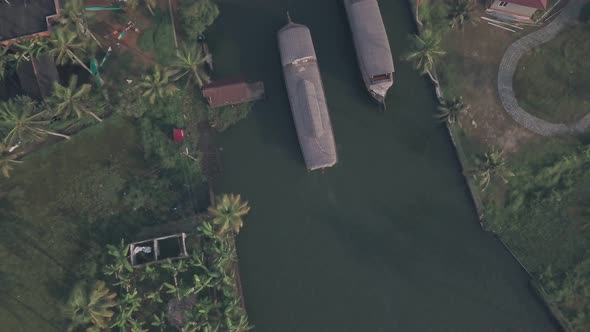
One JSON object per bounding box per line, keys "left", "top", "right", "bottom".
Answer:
{"left": 278, "top": 21, "right": 337, "bottom": 170}
{"left": 344, "top": 0, "right": 394, "bottom": 80}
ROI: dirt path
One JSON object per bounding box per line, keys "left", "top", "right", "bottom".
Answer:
{"left": 497, "top": 0, "right": 590, "bottom": 136}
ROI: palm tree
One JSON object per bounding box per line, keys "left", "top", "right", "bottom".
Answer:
{"left": 111, "top": 289, "right": 141, "bottom": 330}
{"left": 0, "top": 96, "right": 70, "bottom": 145}
{"left": 208, "top": 194, "right": 251, "bottom": 236}
{"left": 60, "top": 0, "right": 102, "bottom": 47}
{"left": 0, "top": 143, "right": 22, "bottom": 178}
{"left": 447, "top": 0, "right": 477, "bottom": 29}
{"left": 404, "top": 30, "right": 446, "bottom": 82}
{"left": 12, "top": 38, "right": 48, "bottom": 65}
{"left": 473, "top": 148, "right": 515, "bottom": 191}
{"left": 436, "top": 96, "right": 470, "bottom": 125}
{"left": 48, "top": 27, "right": 94, "bottom": 76}
{"left": 65, "top": 280, "right": 117, "bottom": 332}
{"left": 49, "top": 75, "right": 102, "bottom": 122}
{"left": 104, "top": 240, "right": 133, "bottom": 286}
{"left": 135, "top": 65, "right": 178, "bottom": 104}
{"left": 151, "top": 312, "right": 167, "bottom": 332}
{"left": 172, "top": 45, "right": 211, "bottom": 88}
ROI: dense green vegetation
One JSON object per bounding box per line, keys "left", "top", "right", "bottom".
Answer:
{"left": 207, "top": 103, "right": 252, "bottom": 132}
{"left": 414, "top": 1, "right": 590, "bottom": 330}
{"left": 484, "top": 140, "right": 590, "bottom": 331}
{"left": 178, "top": 0, "right": 220, "bottom": 41}
{"left": 513, "top": 26, "right": 590, "bottom": 124}
{"left": 61, "top": 194, "right": 252, "bottom": 332}
{"left": 0, "top": 0, "right": 254, "bottom": 330}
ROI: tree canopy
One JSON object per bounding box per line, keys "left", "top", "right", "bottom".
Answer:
{"left": 178, "top": 0, "right": 220, "bottom": 40}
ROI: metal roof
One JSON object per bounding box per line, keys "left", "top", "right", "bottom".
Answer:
{"left": 504, "top": 0, "right": 548, "bottom": 9}
{"left": 278, "top": 21, "right": 337, "bottom": 170}
{"left": 202, "top": 79, "right": 265, "bottom": 108}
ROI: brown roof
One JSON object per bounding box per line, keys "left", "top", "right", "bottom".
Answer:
{"left": 202, "top": 80, "right": 265, "bottom": 108}
{"left": 504, "top": 0, "right": 547, "bottom": 9}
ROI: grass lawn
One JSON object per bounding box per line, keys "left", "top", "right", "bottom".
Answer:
{"left": 137, "top": 11, "right": 177, "bottom": 66}
{"left": 513, "top": 26, "right": 590, "bottom": 124}
{"left": 0, "top": 117, "right": 155, "bottom": 332}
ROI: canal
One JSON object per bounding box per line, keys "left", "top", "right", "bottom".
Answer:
{"left": 208, "top": 0, "right": 558, "bottom": 331}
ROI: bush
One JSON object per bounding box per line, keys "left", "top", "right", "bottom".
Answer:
{"left": 178, "top": 0, "right": 219, "bottom": 40}
{"left": 207, "top": 103, "right": 252, "bottom": 131}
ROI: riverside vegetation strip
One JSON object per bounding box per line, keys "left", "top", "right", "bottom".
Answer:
{"left": 0, "top": 0, "right": 255, "bottom": 331}
{"left": 411, "top": 0, "right": 590, "bottom": 330}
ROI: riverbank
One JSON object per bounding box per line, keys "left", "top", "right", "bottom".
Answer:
{"left": 408, "top": 1, "right": 590, "bottom": 330}
{"left": 207, "top": 0, "right": 559, "bottom": 330}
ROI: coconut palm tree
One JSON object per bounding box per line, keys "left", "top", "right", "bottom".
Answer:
{"left": 208, "top": 194, "right": 251, "bottom": 236}
{"left": 49, "top": 75, "right": 102, "bottom": 122}
{"left": 473, "top": 148, "right": 514, "bottom": 191}
{"left": 447, "top": 0, "right": 477, "bottom": 29}
{"left": 60, "top": 0, "right": 102, "bottom": 47}
{"left": 65, "top": 280, "right": 117, "bottom": 332}
{"left": 0, "top": 143, "right": 22, "bottom": 178}
{"left": 12, "top": 38, "right": 49, "bottom": 65}
{"left": 172, "top": 45, "right": 211, "bottom": 88}
{"left": 436, "top": 96, "right": 470, "bottom": 125}
{"left": 0, "top": 96, "right": 70, "bottom": 145}
{"left": 135, "top": 65, "right": 178, "bottom": 104}
{"left": 404, "top": 30, "right": 446, "bottom": 82}
{"left": 48, "top": 27, "right": 94, "bottom": 76}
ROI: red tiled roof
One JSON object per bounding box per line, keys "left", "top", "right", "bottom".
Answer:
{"left": 202, "top": 81, "right": 251, "bottom": 108}
{"left": 504, "top": 0, "right": 547, "bottom": 9}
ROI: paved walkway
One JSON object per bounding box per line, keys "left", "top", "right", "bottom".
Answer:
{"left": 497, "top": 0, "right": 590, "bottom": 136}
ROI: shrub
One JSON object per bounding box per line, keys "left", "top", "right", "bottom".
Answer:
{"left": 178, "top": 0, "right": 219, "bottom": 40}
{"left": 207, "top": 103, "right": 252, "bottom": 132}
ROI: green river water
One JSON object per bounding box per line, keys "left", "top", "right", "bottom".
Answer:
{"left": 208, "top": 0, "right": 559, "bottom": 331}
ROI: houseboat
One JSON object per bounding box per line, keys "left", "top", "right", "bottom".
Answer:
{"left": 277, "top": 15, "right": 338, "bottom": 171}
{"left": 344, "top": 0, "right": 395, "bottom": 106}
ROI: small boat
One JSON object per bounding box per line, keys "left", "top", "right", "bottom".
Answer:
{"left": 277, "top": 14, "right": 338, "bottom": 171}
{"left": 344, "top": 0, "right": 395, "bottom": 106}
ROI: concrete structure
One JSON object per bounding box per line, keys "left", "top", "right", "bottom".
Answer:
{"left": 277, "top": 17, "right": 338, "bottom": 171}
{"left": 0, "top": 0, "right": 61, "bottom": 45}
{"left": 202, "top": 79, "right": 265, "bottom": 108}
{"left": 344, "top": 0, "right": 395, "bottom": 105}
{"left": 486, "top": 0, "right": 547, "bottom": 21}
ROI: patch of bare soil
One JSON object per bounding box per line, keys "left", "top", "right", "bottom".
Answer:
{"left": 443, "top": 7, "right": 540, "bottom": 153}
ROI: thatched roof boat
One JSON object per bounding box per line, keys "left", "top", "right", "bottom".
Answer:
{"left": 277, "top": 16, "right": 338, "bottom": 171}
{"left": 344, "top": 0, "right": 395, "bottom": 105}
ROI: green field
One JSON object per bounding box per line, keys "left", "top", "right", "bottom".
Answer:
{"left": 0, "top": 116, "right": 207, "bottom": 331}
{"left": 514, "top": 26, "right": 590, "bottom": 124}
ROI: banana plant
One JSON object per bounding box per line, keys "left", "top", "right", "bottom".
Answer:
{"left": 151, "top": 312, "right": 167, "bottom": 332}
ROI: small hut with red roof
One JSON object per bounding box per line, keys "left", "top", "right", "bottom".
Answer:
{"left": 486, "top": 0, "right": 548, "bottom": 21}
{"left": 201, "top": 79, "right": 265, "bottom": 108}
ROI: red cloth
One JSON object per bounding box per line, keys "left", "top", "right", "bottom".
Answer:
{"left": 173, "top": 129, "right": 185, "bottom": 142}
